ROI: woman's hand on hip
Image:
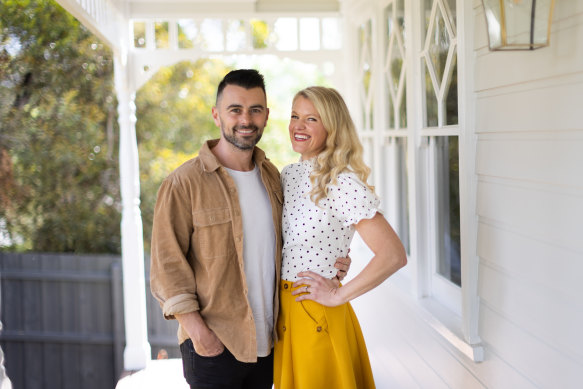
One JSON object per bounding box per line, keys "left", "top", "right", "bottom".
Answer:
{"left": 292, "top": 271, "right": 345, "bottom": 307}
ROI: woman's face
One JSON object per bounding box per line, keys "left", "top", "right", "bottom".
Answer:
{"left": 289, "top": 96, "right": 328, "bottom": 160}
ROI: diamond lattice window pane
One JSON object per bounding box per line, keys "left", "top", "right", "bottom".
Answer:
{"left": 422, "top": 0, "right": 458, "bottom": 127}
{"left": 385, "top": 1, "right": 407, "bottom": 129}
{"left": 425, "top": 66, "right": 439, "bottom": 127}
{"left": 427, "top": 11, "right": 450, "bottom": 89}
{"left": 445, "top": 59, "right": 458, "bottom": 125}
{"left": 358, "top": 20, "right": 374, "bottom": 130}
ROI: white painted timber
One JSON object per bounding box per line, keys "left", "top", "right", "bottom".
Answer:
{"left": 476, "top": 133, "right": 583, "bottom": 188}
{"left": 477, "top": 222, "right": 583, "bottom": 302}
{"left": 474, "top": 5, "right": 583, "bottom": 91}
{"left": 475, "top": 77, "right": 583, "bottom": 133}
{"left": 115, "top": 56, "right": 151, "bottom": 370}
{"left": 473, "top": 0, "right": 583, "bottom": 387}
{"left": 480, "top": 304, "right": 582, "bottom": 388}
{"left": 476, "top": 179, "right": 583, "bottom": 252}
{"left": 479, "top": 261, "right": 582, "bottom": 360}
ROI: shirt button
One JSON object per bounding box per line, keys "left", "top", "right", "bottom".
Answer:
{"left": 316, "top": 326, "right": 322, "bottom": 332}
{"left": 284, "top": 284, "right": 289, "bottom": 289}
{"left": 282, "top": 326, "right": 286, "bottom": 331}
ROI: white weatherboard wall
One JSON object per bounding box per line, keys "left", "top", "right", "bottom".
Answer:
{"left": 473, "top": 0, "right": 583, "bottom": 387}
{"left": 348, "top": 1, "right": 583, "bottom": 388}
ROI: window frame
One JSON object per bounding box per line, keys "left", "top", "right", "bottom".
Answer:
{"left": 349, "top": 0, "right": 482, "bottom": 360}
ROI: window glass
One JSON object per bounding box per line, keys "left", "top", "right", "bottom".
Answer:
{"left": 274, "top": 18, "right": 298, "bottom": 51}
{"left": 435, "top": 136, "right": 461, "bottom": 286}
{"left": 155, "top": 22, "right": 169, "bottom": 49}
{"left": 322, "top": 18, "right": 342, "bottom": 50}
{"left": 422, "top": 0, "right": 458, "bottom": 127}
{"left": 200, "top": 19, "right": 224, "bottom": 51}
{"left": 133, "top": 21, "right": 146, "bottom": 48}
{"left": 226, "top": 20, "right": 246, "bottom": 51}
{"left": 385, "top": 1, "right": 407, "bottom": 129}
{"left": 358, "top": 20, "right": 373, "bottom": 130}
{"left": 177, "top": 20, "right": 197, "bottom": 49}
{"left": 300, "top": 18, "right": 320, "bottom": 51}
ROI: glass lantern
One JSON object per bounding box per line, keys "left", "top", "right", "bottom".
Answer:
{"left": 482, "top": 0, "right": 555, "bottom": 50}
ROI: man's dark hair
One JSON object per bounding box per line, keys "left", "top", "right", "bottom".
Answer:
{"left": 216, "top": 69, "right": 266, "bottom": 103}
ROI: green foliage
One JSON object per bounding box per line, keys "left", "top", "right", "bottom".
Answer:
{"left": 136, "top": 56, "right": 331, "bottom": 253}
{"left": 0, "top": 0, "right": 120, "bottom": 253}
{"left": 251, "top": 20, "right": 270, "bottom": 49}
{"left": 0, "top": 0, "right": 334, "bottom": 255}
{"left": 136, "top": 59, "right": 232, "bottom": 252}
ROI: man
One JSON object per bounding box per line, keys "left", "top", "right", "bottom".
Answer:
{"left": 150, "top": 69, "right": 349, "bottom": 389}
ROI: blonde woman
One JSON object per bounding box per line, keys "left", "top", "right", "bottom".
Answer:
{"left": 274, "top": 86, "right": 407, "bottom": 389}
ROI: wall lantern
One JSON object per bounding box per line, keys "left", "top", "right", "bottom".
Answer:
{"left": 482, "top": 0, "right": 555, "bottom": 50}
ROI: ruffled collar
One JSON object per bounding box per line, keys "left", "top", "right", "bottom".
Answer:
{"left": 298, "top": 156, "right": 316, "bottom": 165}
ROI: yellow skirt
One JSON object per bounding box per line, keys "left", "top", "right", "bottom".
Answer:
{"left": 274, "top": 280, "right": 375, "bottom": 389}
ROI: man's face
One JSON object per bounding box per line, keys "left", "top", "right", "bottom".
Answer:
{"left": 212, "top": 85, "right": 269, "bottom": 151}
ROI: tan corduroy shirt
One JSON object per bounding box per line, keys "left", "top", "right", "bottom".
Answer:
{"left": 150, "top": 139, "right": 283, "bottom": 363}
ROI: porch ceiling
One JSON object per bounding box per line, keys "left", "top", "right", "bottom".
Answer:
{"left": 56, "top": 0, "right": 342, "bottom": 54}
{"left": 126, "top": 0, "right": 340, "bottom": 17}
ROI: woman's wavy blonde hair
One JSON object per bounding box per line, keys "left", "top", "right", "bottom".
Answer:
{"left": 292, "top": 86, "right": 375, "bottom": 205}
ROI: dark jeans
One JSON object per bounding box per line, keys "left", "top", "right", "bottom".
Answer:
{"left": 179, "top": 339, "right": 273, "bottom": 389}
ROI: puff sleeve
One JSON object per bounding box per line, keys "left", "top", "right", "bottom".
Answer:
{"left": 326, "top": 173, "right": 381, "bottom": 227}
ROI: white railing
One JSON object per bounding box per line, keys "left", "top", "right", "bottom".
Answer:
{"left": 55, "top": 0, "right": 121, "bottom": 51}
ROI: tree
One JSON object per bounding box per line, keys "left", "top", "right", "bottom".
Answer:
{"left": 0, "top": 0, "right": 121, "bottom": 253}
{"left": 136, "top": 59, "right": 232, "bottom": 252}
{"left": 0, "top": 0, "right": 333, "bottom": 254}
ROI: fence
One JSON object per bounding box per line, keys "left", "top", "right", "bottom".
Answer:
{"left": 0, "top": 252, "right": 179, "bottom": 389}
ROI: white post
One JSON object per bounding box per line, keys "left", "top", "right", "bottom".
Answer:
{"left": 114, "top": 56, "right": 151, "bottom": 371}
{"left": 0, "top": 282, "right": 13, "bottom": 389}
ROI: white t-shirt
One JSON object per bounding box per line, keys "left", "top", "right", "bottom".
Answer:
{"left": 225, "top": 166, "right": 276, "bottom": 357}
{"left": 281, "top": 159, "right": 380, "bottom": 282}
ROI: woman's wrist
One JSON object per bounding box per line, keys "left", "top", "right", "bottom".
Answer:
{"left": 331, "top": 284, "right": 347, "bottom": 306}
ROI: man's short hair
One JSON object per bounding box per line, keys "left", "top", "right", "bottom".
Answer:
{"left": 216, "top": 69, "right": 266, "bottom": 103}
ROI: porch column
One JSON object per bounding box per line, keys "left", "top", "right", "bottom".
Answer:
{"left": 114, "top": 56, "right": 151, "bottom": 371}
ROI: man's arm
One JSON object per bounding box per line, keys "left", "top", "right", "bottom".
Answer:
{"left": 334, "top": 249, "right": 351, "bottom": 281}
{"left": 150, "top": 178, "right": 199, "bottom": 318}
{"left": 175, "top": 311, "right": 224, "bottom": 357}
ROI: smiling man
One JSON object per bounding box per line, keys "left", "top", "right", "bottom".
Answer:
{"left": 149, "top": 69, "right": 350, "bottom": 389}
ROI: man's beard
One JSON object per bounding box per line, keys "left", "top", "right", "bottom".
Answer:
{"left": 222, "top": 124, "right": 263, "bottom": 150}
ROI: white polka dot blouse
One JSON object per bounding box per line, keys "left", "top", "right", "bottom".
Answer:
{"left": 281, "top": 158, "right": 380, "bottom": 282}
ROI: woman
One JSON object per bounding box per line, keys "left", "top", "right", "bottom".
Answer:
{"left": 274, "top": 86, "right": 407, "bottom": 389}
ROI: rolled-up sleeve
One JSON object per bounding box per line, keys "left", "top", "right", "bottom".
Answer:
{"left": 150, "top": 176, "right": 200, "bottom": 319}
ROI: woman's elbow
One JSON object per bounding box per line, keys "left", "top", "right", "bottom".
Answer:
{"left": 392, "top": 243, "right": 407, "bottom": 270}
{"left": 397, "top": 250, "right": 407, "bottom": 269}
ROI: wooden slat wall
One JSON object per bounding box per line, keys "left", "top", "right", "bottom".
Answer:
{"left": 0, "top": 252, "right": 180, "bottom": 389}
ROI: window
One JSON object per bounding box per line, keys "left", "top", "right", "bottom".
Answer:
{"left": 353, "top": 0, "right": 475, "bottom": 335}
{"left": 420, "top": 0, "right": 461, "bottom": 312}
{"left": 383, "top": 0, "right": 410, "bottom": 254}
